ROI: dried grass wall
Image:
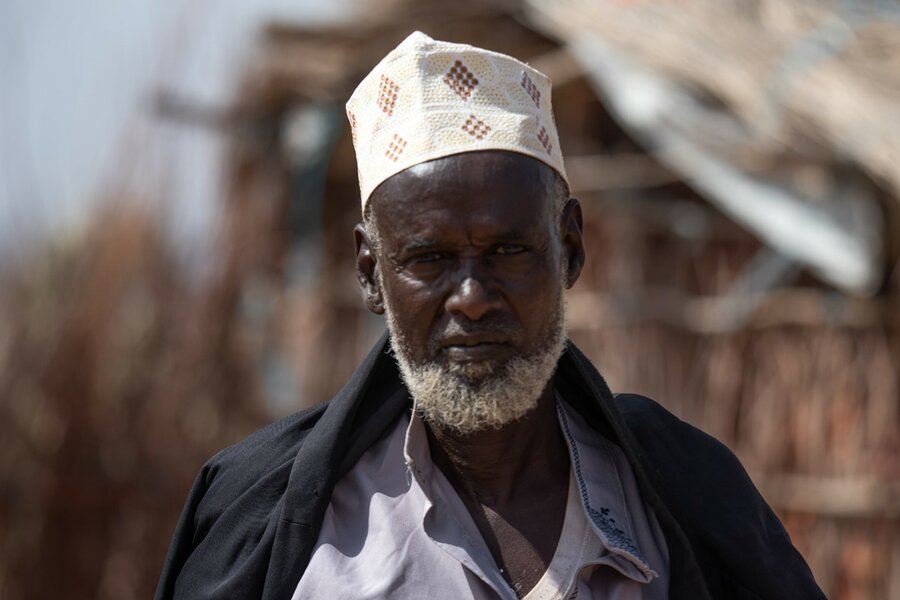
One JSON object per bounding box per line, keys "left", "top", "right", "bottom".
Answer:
{"left": 567, "top": 195, "right": 900, "bottom": 600}
{"left": 0, "top": 206, "right": 270, "bottom": 599}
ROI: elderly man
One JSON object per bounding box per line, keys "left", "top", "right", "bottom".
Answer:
{"left": 156, "top": 33, "right": 825, "bottom": 599}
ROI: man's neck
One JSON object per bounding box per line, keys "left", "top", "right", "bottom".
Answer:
{"left": 424, "top": 384, "right": 569, "bottom": 504}
{"left": 423, "top": 383, "right": 571, "bottom": 596}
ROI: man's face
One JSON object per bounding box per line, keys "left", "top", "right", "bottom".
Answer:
{"left": 357, "top": 151, "right": 583, "bottom": 433}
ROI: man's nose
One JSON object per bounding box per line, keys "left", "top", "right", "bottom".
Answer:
{"left": 444, "top": 265, "right": 502, "bottom": 322}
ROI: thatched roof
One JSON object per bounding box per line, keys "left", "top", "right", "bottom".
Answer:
{"left": 526, "top": 0, "right": 900, "bottom": 199}
{"left": 525, "top": 0, "right": 899, "bottom": 294}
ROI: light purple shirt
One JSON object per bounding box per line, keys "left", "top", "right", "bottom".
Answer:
{"left": 293, "top": 393, "right": 669, "bottom": 599}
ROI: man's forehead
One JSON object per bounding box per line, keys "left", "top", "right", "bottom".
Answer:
{"left": 368, "top": 151, "right": 559, "bottom": 246}
{"left": 370, "top": 150, "right": 558, "bottom": 206}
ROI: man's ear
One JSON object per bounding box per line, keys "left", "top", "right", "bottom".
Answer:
{"left": 560, "top": 198, "right": 585, "bottom": 289}
{"left": 354, "top": 223, "right": 385, "bottom": 314}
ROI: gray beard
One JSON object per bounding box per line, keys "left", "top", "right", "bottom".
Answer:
{"left": 384, "top": 293, "right": 567, "bottom": 435}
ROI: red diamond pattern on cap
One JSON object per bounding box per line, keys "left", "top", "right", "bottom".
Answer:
{"left": 377, "top": 75, "right": 400, "bottom": 116}
{"left": 537, "top": 126, "right": 552, "bottom": 154}
{"left": 385, "top": 133, "right": 407, "bottom": 161}
{"left": 521, "top": 72, "right": 541, "bottom": 108}
{"left": 462, "top": 114, "right": 491, "bottom": 140}
{"left": 443, "top": 60, "right": 479, "bottom": 101}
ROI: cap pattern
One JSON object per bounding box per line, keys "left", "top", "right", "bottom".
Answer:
{"left": 537, "top": 125, "right": 553, "bottom": 154}
{"left": 346, "top": 31, "right": 568, "bottom": 212}
{"left": 377, "top": 75, "right": 400, "bottom": 116}
{"left": 385, "top": 133, "right": 407, "bottom": 162}
{"left": 444, "top": 60, "right": 479, "bottom": 101}
{"left": 521, "top": 72, "right": 541, "bottom": 109}
{"left": 462, "top": 114, "right": 491, "bottom": 140}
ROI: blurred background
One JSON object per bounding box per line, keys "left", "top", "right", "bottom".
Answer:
{"left": 1, "top": 0, "right": 898, "bottom": 598}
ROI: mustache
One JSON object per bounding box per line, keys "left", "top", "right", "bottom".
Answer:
{"left": 427, "top": 319, "right": 523, "bottom": 352}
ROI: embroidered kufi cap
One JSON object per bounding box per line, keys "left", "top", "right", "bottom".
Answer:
{"left": 346, "top": 31, "right": 568, "bottom": 213}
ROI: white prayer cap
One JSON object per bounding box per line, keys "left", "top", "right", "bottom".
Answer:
{"left": 346, "top": 31, "right": 568, "bottom": 213}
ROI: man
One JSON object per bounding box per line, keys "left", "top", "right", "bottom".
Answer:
{"left": 156, "top": 32, "right": 825, "bottom": 599}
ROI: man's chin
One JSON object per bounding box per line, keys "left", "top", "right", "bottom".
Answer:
{"left": 445, "top": 360, "right": 501, "bottom": 385}
{"left": 407, "top": 356, "right": 506, "bottom": 395}
{"left": 396, "top": 354, "right": 553, "bottom": 434}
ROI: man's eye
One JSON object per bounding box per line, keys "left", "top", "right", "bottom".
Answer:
{"left": 494, "top": 244, "right": 525, "bottom": 255}
{"left": 410, "top": 252, "right": 445, "bottom": 264}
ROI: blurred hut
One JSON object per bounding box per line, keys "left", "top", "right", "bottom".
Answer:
{"left": 202, "top": 0, "right": 899, "bottom": 598}
{"left": 0, "top": 203, "right": 271, "bottom": 599}
{"left": 6, "top": 0, "right": 889, "bottom": 597}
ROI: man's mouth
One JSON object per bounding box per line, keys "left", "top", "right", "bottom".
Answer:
{"left": 440, "top": 335, "right": 512, "bottom": 363}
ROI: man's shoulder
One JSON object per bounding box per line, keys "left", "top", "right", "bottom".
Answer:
{"left": 612, "top": 392, "right": 755, "bottom": 505}
{"left": 154, "top": 402, "right": 334, "bottom": 600}
{"left": 613, "top": 392, "right": 737, "bottom": 468}
{"left": 610, "top": 392, "right": 769, "bottom": 548}
{"left": 212, "top": 401, "right": 327, "bottom": 467}
{"left": 197, "top": 403, "right": 329, "bottom": 505}
{"left": 612, "top": 393, "right": 824, "bottom": 598}
{"left": 613, "top": 391, "right": 675, "bottom": 423}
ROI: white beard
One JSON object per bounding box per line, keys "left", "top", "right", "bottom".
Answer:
{"left": 383, "top": 289, "right": 567, "bottom": 435}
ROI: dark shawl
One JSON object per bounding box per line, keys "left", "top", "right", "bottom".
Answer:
{"left": 155, "top": 335, "right": 825, "bottom": 599}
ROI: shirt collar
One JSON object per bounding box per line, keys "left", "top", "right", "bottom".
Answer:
{"left": 555, "top": 393, "right": 658, "bottom": 581}
{"left": 403, "top": 403, "right": 436, "bottom": 483}
{"left": 402, "top": 397, "right": 658, "bottom": 583}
